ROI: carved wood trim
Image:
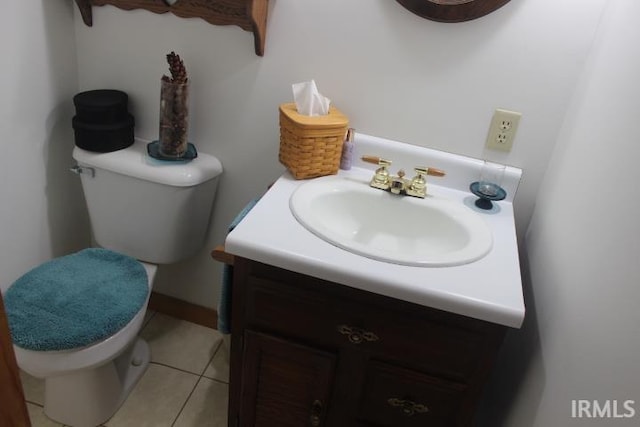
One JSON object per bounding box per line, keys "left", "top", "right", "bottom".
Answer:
{"left": 74, "top": 0, "right": 268, "bottom": 56}
{"left": 396, "top": 0, "right": 511, "bottom": 23}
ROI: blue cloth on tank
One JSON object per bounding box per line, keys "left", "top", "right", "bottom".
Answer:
{"left": 5, "top": 248, "right": 148, "bottom": 351}
{"left": 217, "top": 197, "right": 261, "bottom": 334}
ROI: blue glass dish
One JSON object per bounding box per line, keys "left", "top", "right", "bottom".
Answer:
{"left": 470, "top": 181, "right": 506, "bottom": 210}
{"left": 147, "top": 141, "right": 198, "bottom": 161}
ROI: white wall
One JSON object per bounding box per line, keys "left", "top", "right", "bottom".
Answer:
{"left": 3, "top": 2, "right": 635, "bottom": 423}
{"left": 478, "top": 0, "right": 640, "bottom": 425}
{"left": 72, "top": 0, "right": 607, "bottom": 308}
{"left": 0, "top": 2, "right": 89, "bottom": 292}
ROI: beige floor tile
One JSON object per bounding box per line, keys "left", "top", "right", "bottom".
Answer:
{"left": 20, "top": 316, "right": 219, "bottom": 426}
{"left": 20, "top": 370, "right": 45, "bottom": 406}
{"left": 140, "top": 313, "right": 223, "bottom": 374}
{"left": 105, "top": 363, "right": 199, "bottom": 427}
{"left": 26, "top": 402, "right": 65, "bottom": 427}
{"left": 173, "top": 378, "right": 228, "bottom": 427}
{"left": 203, "top": 340, "right": 229, "bottom": 383}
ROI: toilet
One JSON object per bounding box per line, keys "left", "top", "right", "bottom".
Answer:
{"left": 4, "top": 140, "right": 222, "bottom": 427}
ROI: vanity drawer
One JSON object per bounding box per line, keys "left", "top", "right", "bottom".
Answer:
{"left": 357, "top": 361, "right": 467, "bottom": 427}
{"left": 243, "top": 273, "right": 491, "bottom": 381}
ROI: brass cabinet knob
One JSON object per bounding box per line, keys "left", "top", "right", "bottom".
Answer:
{"left": 309, "top": 399, "right": 323, "bottom": 426}
{"left": 387, "top": 397, "right": 429, "bottom": 417}
{"left": 337, "top": 325, "right": 379, "bottom": 345}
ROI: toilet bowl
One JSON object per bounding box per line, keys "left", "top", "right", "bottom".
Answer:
{"left": 6, "top": 139, "right": 222, "bottom": 426}
{"left": 12, "top": 261, "right": 157, "bottom": 427}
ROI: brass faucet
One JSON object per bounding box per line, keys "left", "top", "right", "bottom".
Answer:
{"left": 361, "top": 156, "right": 445, "bottom": 198}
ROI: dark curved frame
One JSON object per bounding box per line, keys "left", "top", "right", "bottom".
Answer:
{"left": 396, "top": 0, "right": 511, "bottom": 23}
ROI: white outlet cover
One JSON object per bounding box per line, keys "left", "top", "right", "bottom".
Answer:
{"left": 486, "top": 109, "right": 522, "bottom": 152}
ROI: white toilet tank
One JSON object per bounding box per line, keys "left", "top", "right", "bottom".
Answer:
{"left": 72, "top": 140, "right": 223, "bottom": 264}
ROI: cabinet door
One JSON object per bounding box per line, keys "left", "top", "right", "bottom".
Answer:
{"left": 240, "top": 331, "right": 336, "bottom": 427}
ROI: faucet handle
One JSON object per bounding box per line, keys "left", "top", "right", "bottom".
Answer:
{"left": 361, "top": 155, "right": 392, "bottom": 167}
{"left": 362, "top": 155, "right": 393, "bottom": 190}
{"left": 414, "top": 166, "right": 446, "bottom": 177}
{"left": 406, "top": 167, "right": 445, "bottom": 198}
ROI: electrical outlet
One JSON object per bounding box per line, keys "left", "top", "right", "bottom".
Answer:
{"left": 486, "top": 109, "right": 521, "bottom": 152}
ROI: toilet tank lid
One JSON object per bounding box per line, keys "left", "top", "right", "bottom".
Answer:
{"left": 73, "top": 139, "right": 223, "bottom": 187}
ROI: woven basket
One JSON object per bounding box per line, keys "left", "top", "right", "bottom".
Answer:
{"left": 279, "top": 103, "right": 349, "bottom": 179}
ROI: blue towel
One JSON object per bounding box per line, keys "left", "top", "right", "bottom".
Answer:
{"left": 5, "top": 248, "right": 148, "bottom": 351}
{"left": 217, "top": 197, "right": 261, "bottom": 334}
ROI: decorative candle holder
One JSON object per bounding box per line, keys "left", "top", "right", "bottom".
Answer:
{"left": 470, "top": 161, "right": 507, "bottom": 210}
{"left": 159, "top": 78, "right": 189, "bottom": 158}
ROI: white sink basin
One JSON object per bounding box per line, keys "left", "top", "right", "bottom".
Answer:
{"left": 290, "top": 176, "right": 493, "bottom": 267}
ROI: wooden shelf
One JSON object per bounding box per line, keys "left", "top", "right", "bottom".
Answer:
{"left": 74, "top": 0, "right": 269, "bottom": 56}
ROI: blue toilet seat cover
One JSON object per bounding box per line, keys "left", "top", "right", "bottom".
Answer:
{"left": 5, "top": 248, "right": 149, "bottom": 351}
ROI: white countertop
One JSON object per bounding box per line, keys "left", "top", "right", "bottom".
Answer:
{"left": 225, "top": 134, "right": 525, "bottom": 328}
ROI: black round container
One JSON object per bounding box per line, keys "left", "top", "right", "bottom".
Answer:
{"left": 73, "top": 90, "right": 129, "bottom": 124}
{"left": 72, "top": 89, "right": 134, "bottom": 152}
{"left": 72, "top": 114, "right": 135, "bottom": 153}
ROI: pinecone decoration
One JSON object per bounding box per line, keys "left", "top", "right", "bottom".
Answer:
{"left": 162, "top": 51, "right": 188, "bottom": 84}
{"left": 159, "top": 51, "right": 189, "bottom": 157}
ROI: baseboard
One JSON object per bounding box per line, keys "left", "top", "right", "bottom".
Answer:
{"left": 148, "top": 291, "right": 217, "bottom": 330}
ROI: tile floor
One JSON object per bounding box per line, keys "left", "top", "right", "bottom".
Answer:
{"left": 20, "top": 311, "right": 230, "bottom": 427}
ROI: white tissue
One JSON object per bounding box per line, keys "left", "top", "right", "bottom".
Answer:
{"left": 292, "top": 80, "right": 331, "bottom": 116}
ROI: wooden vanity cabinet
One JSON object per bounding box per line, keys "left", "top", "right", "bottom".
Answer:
{"left": 228, "top": 257, "right": 507, "bottom": 427}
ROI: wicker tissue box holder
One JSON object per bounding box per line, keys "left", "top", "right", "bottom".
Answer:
{"left": 279, "top": 103, "right": 349, "bottom": 179}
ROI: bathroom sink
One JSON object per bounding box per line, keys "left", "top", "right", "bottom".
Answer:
{"left": 289, "top": 176, "right": 493, "bottom": 267}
